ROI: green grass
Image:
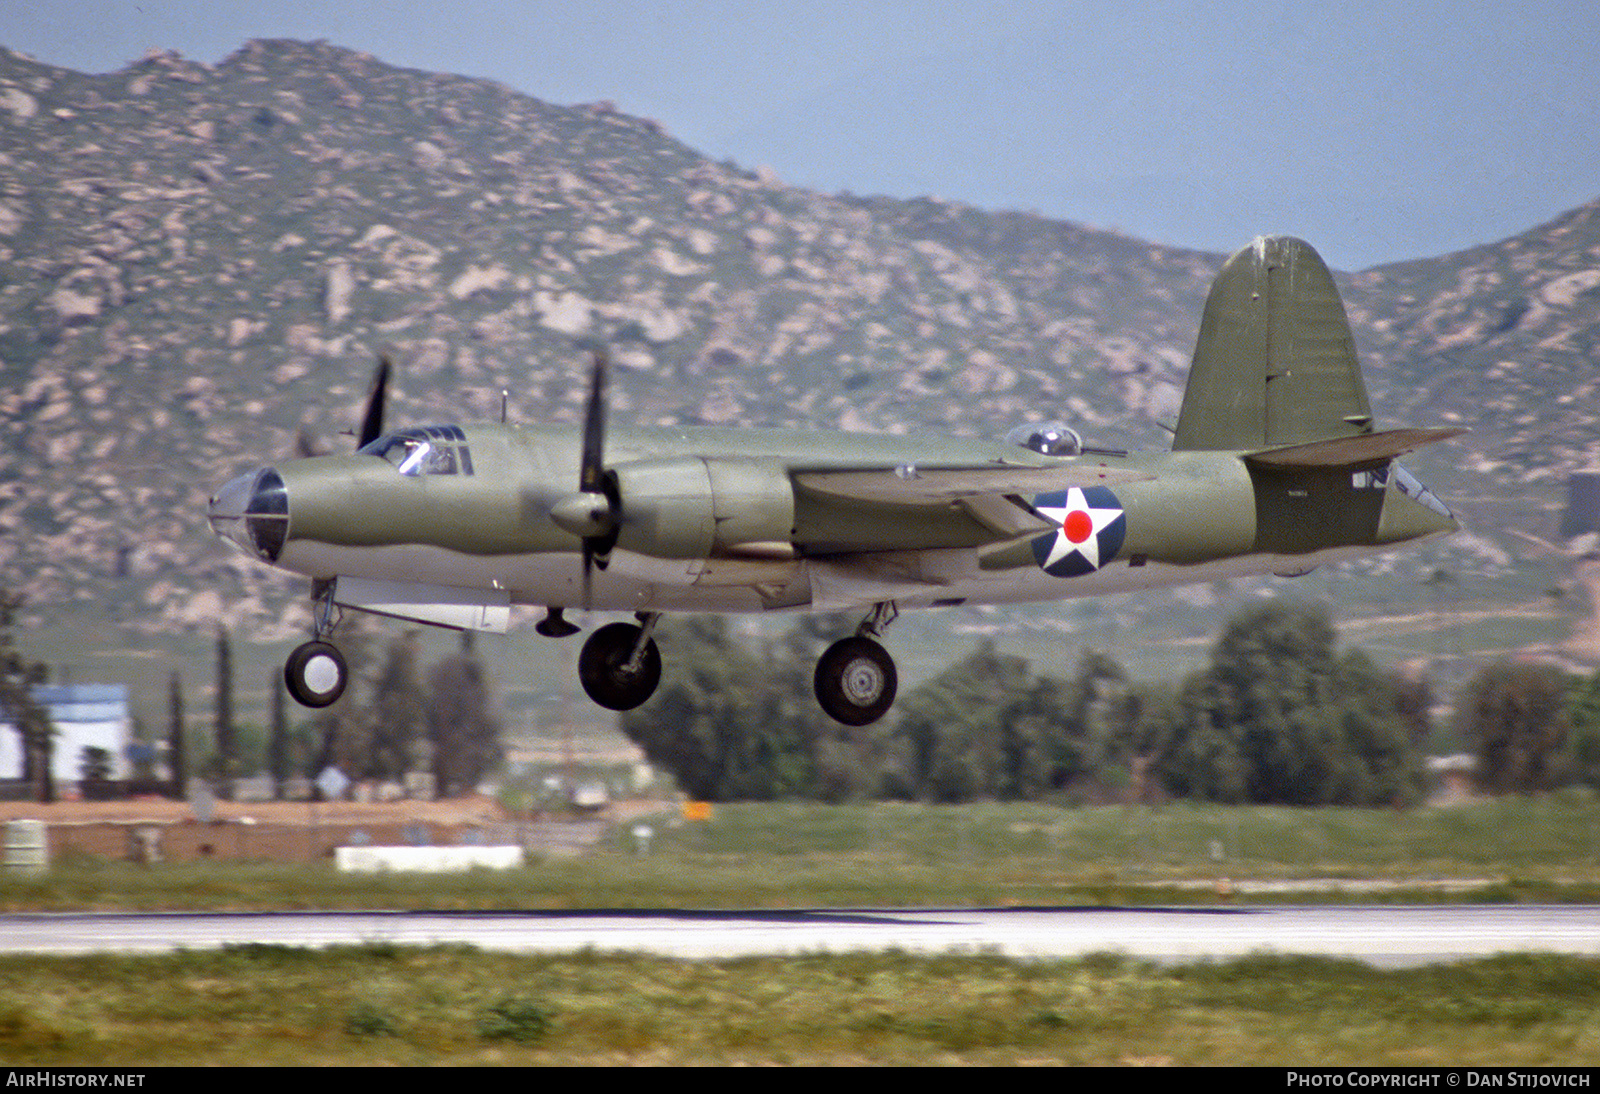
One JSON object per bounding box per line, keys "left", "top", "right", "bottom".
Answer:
{"left": 5, "top": 799, "right": 1600, "bottom": 1064}
{"left": 0, "top": 946, "right": 1595, "bottom": 1065}
{"left": 6, "top": 794, "right": 1600, "bottom": 911}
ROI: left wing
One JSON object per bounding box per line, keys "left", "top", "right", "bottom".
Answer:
{"left": 793, "top": 461, "right": 1151, "bottom": 537}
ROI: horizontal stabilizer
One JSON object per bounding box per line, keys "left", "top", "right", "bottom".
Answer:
{"left": 1245, "top": 427, "right": 1467, "bottom": 469}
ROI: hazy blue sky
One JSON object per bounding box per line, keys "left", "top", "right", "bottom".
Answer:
{"left": 5, "top": 0, "right": 1597, "bottom": 270}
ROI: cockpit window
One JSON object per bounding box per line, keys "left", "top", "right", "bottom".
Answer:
{"left": 359, "top": 425, "right": 474, "bottom": 476}
{"left": 1005, "top": 421, "right": 1083, "bottom": 457}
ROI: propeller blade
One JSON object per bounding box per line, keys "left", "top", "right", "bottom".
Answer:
{"left": 357, "top": 356, "right": 391, "bottom": 450}
{"left": 577, "top": 350, "right": 615, "bottom": 612}
{"left": 579, "top": 350, "right": 607, "bottom": 494}
{"left": 582, "top": 538, "right": 595, "bottom": 614}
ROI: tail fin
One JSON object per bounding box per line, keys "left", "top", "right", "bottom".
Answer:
{"left": 1173, "top": 236, "right": 1373, "bottom": 451}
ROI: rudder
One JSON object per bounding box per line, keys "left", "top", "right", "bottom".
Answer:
{"left": 1172, "top": 236, "right": 1373, "bottom": 451}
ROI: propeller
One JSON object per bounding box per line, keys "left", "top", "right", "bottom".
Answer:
{"left": 548, "top": 351, "right": 620, "bottom": 610}
{"left": 357, "top": 356, "right": 392, "bottom": 450}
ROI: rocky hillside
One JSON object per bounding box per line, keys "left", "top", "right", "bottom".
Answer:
{"left": 0, "top": 39, "right": 1594, "bottom": 636}
{"left": 1345, "top": 201, "right": 1600, "bottom": 490}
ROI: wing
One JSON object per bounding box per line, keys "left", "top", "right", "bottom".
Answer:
{"left": 793, "top": 461, "right": 1151, "bottom": 536}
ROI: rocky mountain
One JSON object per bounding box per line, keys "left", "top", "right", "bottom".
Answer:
{"left": 0, "top": 39, "right": 1594, "bottom": 638}
{"left": 1345, "top": 201, "right": 1600, "bottom": 489}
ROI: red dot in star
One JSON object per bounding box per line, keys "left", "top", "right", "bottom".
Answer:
{"left": 1063, "top": 509, "right": 1093, "bottom": 543}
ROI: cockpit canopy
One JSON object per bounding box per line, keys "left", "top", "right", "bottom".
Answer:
{"left": 1005, "top": 421, "right": 1083, "bottom": 458}
{"left": 359, "top": 425, "right": 475, "bottom": 476}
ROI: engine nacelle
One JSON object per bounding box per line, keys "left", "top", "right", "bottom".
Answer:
{"left": 611, "top": 456, "right": 794, "bottom": 559}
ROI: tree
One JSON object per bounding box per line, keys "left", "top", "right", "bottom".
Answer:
{"left": 766, "top": 616, "right": 869, "bottom": 801}
{"left": 621, "top": 617, "right": 821, "bottom": 801}
{"left": 79, "top": 745, "right": 113, "bottom": 784}
{"left": 0, "top": 590, "right": 52, "bottom": 803}
{"left": 1158, "top": 669, "right": 1251, "bottom": 803}
{"left": 1328, "top": 649, "right": 1431, "bottom": 806}
{"left": 367, "top": 631, "right": 427, "bottom": 783}
{"left": 309, "top": 615, "right": 376, "bottom": 788}
{"left": 1566, "top": 668, "right": 1600, "bottom": 790}
{"left": 214, "top": 625, "right": 235, "bottom": 794}
{"left": 167, "top": 670, "right": 186, "bottom": 798}
{"left": 1454, "top": 661, "right": 1572, "bottom": 794}
{"left": 890, "top": 641, "right": 1091, "bottom": 803}
{"left": 267, "top": 668, "right": 288, "bottom": 798}
{"left": 1157, "top": 599, "right": 1423, "bottom": 806}
{"left": 1056, "top": 649, "right": 1137, "bottom": 791}
{"left": 426, "top": 632, "right": 503, "bottom": 798}
{"left": 1111, "top": 680, "right": 1181, "bottom": 802}
{"left": 128, "top": 714, "right": 157, "bottom": 783}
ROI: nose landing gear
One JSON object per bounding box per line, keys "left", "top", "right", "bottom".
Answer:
{"left": 284, "top": 580, "right": 349, "bottom": 708}
{"left": 284, "top": 640, "right": 348, "bottom": 708}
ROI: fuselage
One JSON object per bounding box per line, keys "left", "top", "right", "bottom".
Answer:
{"left": 208, "top": 421, "right": 1458, "bottom": 619}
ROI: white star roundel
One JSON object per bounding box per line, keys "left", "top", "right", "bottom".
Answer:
{"left": 1030, "top": 486, "right": 1127, "bottom": 578}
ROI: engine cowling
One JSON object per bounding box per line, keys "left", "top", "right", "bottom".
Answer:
{"left": 610, "top": 456, "right": 794, "bottom": 559}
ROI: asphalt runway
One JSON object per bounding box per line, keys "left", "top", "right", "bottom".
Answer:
{"left": 1, "top": 905, "right": 1597, "bottom": 967}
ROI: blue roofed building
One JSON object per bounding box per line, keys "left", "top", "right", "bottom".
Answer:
{"left": 0, "top": 684, "right": 131, "bottom": 782}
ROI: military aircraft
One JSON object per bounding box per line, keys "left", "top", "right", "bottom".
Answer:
{"left": 208, "top": 236, "right": 1462, "bottom": 726}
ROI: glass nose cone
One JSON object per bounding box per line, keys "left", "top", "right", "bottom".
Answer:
{"left": 208, "top": 471, "right": 255, "bottom": 552}
{"left": 207, "top": 468, "right": 288, "bottom": 562}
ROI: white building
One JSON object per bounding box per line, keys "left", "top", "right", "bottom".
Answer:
{"left": 0, "top": 684, "right": 131, "bottom": 782}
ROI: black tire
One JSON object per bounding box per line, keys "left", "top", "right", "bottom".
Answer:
{"left": 814, "top": 636, "right": 898, "bottom": 726}
{"left": 578, "top": 622, "right": 662, "bottom": 711}
{"left": 284, "top": 640, "right": 348, "bottom": 708}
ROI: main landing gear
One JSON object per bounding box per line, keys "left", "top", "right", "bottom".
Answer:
{"left": 813, "top": 602, "right": 899, "bottom": 727}
{"left": 553, "top": 602, "right": 901, "bottom": 725}
{"left": 281, "top": 591, "right": 901, "bottom": 726}
{"left": 284, "top": 581, "right": 349, "bottom": 708}
{"left": 578, "top": 612, "right": 662, "bottom": 711}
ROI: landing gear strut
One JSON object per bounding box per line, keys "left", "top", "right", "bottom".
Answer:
{"left": 578, "top": 613, "right": 662, "bottom": 711}
{"left": 284, "top": 580, "right": 349, "bottom": 708}
{"left": 814, "top": 601, "right": 899, "bottom": 726}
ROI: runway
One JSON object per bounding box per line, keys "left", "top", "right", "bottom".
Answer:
{"left": 1, "top": 904, "right": 1596, "bottom": 967}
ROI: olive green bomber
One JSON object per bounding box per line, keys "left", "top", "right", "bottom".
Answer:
{"left": 210, "top": 234, "right": 1467, "bottom": 726}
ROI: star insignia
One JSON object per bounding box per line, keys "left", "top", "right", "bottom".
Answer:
{"left": 1030, "top": 486, "right": 1126, "bottom": 578}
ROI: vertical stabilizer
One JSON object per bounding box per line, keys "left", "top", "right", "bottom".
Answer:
{"left": 1173, "top": 236, "right": 1373, "bottom": 451}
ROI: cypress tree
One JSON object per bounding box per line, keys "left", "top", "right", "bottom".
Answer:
{"left": 168, "top": 670, "right": 186, "bottom": 798}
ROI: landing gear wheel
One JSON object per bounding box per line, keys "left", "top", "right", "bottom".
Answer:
{"left": 814, "top": 636, "right": 898, "bottom": 726}
{"left": 284, "top": 640, "right": 348, "bottom": 708}
{"left": 579, "top": 622, "right": 662, "bottom": 711}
